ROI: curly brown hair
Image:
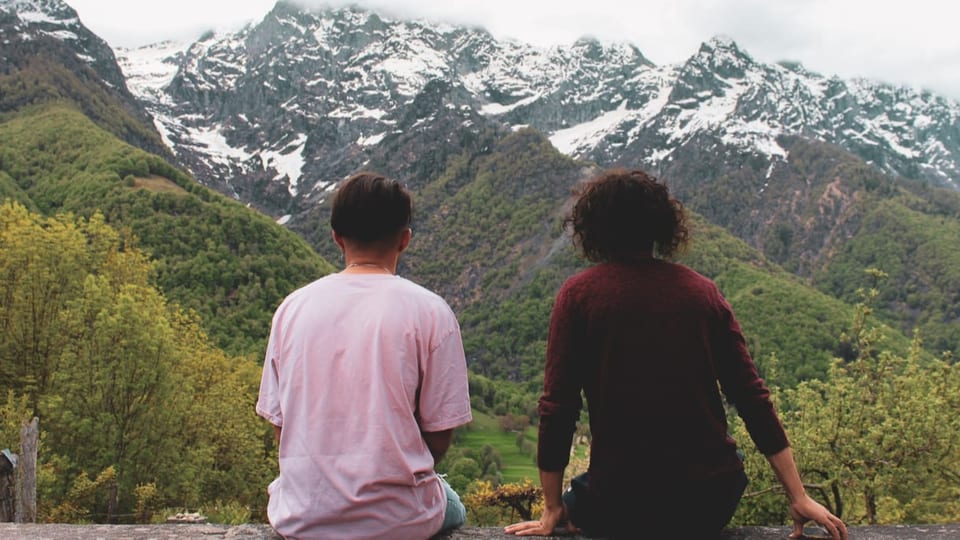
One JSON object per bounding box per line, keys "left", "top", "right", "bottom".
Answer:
{"left": 566, "top": 168, "right": 689, "bottom": 262}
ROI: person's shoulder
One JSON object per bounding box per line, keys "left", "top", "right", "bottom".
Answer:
{"left": 661, "top": 262, "right": 729, "bottom": 307}
{"left": 392, "top": 276, "right": 457, "bottom": 313}
{"left": 555, "top": 265, "right": 611, "bottom": 303}
{"left": 562, "top": 265, "right": 602, "bottom": 289}
{"left": 390, "top": 275, "right": 441, "bottom": 298}
{"left": 275, "top": 274, "right": 336, "bottom": 309}
{"left": 666, "top": 261, "right": 715, "bottom": 284}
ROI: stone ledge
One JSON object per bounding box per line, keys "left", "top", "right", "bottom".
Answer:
{"left": 2, "top": 523, "right": 960, "bottom": 539}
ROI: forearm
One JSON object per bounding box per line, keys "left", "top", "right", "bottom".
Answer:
{"left": 766, "top": 446, "right": 848, "bottom": 539}
{"left": 539, "top": 469, "right": 564, "bottom": 511}
{"left": 765, "top": 446, "right": 805, "bottom": 502}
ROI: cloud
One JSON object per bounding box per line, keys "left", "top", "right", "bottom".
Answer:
{"left": 65, "top": 0, "right": 960, "bottom": 99}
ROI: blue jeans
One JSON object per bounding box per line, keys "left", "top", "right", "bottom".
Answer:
{"left": 439, "top": 476, "right": 466, "bottom": 532}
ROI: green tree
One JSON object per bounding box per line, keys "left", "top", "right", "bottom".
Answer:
{"left": 0, "top": 390, "right": 32, "bottom": 450}
{"left": 447, "top": 457, "right": 482, "bottom": 494}
{"left": 44, "top": 277, "right": 184, "bottom": 516}
{"left": 167, "top": 312, "right": 274, "bottom": 513}
{"left": 0, "top": 202, "right": 89, "bottom": 400}
{"left": 733, "top": 277, "right": 960, "bottom": 525}
{"left": 0, "top": 202, "right": 275, "bottom": 521}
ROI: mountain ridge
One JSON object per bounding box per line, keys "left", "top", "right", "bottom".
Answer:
{"left": 111, "top": 2, "right": 959, "bottom": 209}
{"left": 6, "top": 0, "right": 960, "bottom": 365}
{"left": 0, "top": 0, "right": 170, "bottom": 157}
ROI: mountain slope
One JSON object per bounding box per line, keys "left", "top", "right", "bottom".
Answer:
{"left": 5, "top": 0, "right": 952, "bottom": 371}
{"left": 0, "top": 0, "right": 169, "bottom": 157}
{"left": 117, "top": 3, "right": 959, "bottom": 210}
{"left": 815, "top": 189, "right": 960, "bottom": 353}
{"left": 107, "top": 0, "right": 960, "bottom": 362}
{"left": 652, "top": 133, "right": 960, "bottom": 353}
{"left": 0, "top": 0, "right": 341, "bottom": 354}
{"left": 0, "top": 102, "right": 333, "bottom": 355}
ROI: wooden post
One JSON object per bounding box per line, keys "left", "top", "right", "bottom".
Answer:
{"left": 107, "top": 481, "right": 118, "bottom": 523}
{"left": 15, "top": 417, "right": 38, "bottom": 524}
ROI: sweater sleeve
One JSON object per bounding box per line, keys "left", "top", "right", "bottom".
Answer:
{"left": 537, "top": 282, "right": 584, "bottom": 472}
{"left": 711, "top": 289, "right": 790, "bottom": 456}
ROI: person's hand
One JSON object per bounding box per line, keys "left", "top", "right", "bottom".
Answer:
{"left": 788, "top": 494, "right": 848, "bottom": 540}
{"left": 504, "top": 504, "right": 565, "bottom": 536}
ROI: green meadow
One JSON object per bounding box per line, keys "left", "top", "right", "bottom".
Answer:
{"left": 457, "top": 411, "right": 539, "bottom": 483}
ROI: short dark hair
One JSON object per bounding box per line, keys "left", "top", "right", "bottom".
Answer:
{"left": 331, "top": 172, "right": 412, "bottom": 246}
{"left": 567, "top": 169, "right": 688, "bottom": 262}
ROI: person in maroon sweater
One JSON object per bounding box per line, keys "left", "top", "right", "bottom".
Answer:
{"left": 505, "top": 169, "right": 847, "bottom": 539}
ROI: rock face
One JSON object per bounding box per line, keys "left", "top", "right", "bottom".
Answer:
{"left": 0, "top": 0, "right": 128, "bottom": 90}
{"left": 102, "top": 1, "right": 958, "bottom": 222}
{"left": 0, "top": 0, "right": 170, "bottom": 157}
{"left": 7, "top": 0, "right": 959, "bottom": 226}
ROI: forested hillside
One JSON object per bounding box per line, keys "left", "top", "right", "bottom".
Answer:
{"left": 0, "top": 202, "right": 276, "bottom": 522}
{"left": 0, "top": 9, "right": 335, "bottom": 519}
{"left": 0, "top": 104, "right": 332, "bottom": 354}
{"left": 815, "top": 191, "right": 960, "bottom": 353}
{"left": 1, "top": 0, "right": 334, "bottom": 354}
{"left": 0, "top": 8, "right": 168, "bottom": 157}
{"left": 656, "top": 136, "right": 960, "bottom": 357}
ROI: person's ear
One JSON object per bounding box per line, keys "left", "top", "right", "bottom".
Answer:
{"left": 398, "top": 228, "right": 412, "bottom": 253}
{"left": 332, "top": 230, "right": 346, "bottom": 252}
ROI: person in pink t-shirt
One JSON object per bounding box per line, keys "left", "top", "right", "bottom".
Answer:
{"left": 257, "top": 172, "right": 473, "bottom": 539}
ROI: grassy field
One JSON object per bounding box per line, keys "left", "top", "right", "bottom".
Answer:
{"left": 456, "top": 411, "right": 539, "bottom": 484}
{"left": 134, "top": 175, "right": 188, "bottom": 194}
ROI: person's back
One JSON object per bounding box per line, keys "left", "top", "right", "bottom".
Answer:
{"left": 561, "top": 261, "right": 746, "bottom": 476}
{"left": 547, "top": 260, "right": 779, "bottom": 536}
{"left": 257, "top": 172, "right": 472, "bottom": 539}
{"left": 506, "top": 169, "right": 847, "bottom": 540}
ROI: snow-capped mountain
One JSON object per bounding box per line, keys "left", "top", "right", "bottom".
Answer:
{"left": 549, "top": 37, "right": 960, "bottom": 189}
{"left": 7, "top": 0, "right": 960, "bottom": 216}
{"left": 0, "top": 0, "right": 170, "bottom": 156}
{"left": 109, "top": 0, "right": 959, "bottom": 215}
{"left": 113, "top": 1, "right": 658, "bottom": 212}
{"left": 0, "top": 0, "right": 129, "bottom": 91}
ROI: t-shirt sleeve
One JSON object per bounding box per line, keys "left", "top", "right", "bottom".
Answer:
{"left": 711, "top": 288, "right": 789, "bottom": 456}
{"left": 256, "top": 318, "right": 283, "bottom": 427}
{"left": 417, "top": 316, "right": 472, "bottom": 433}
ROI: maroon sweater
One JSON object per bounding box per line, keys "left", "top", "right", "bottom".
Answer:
{"left": 537, "top": 259, "right": 789, "bottom": 496}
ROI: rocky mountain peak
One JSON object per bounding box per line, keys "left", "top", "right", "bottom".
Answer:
{"left": 1, "top": 0, "right": 169, "bottom": 156}
{"left": 0, "top": 0, "right": 76, "bottom": 21}
{"left": 701, "top": 34, "right": 744, "bottom": 55}
{"left": 0, "top": 0, "right": 129, "bottom": 91}
{"left": 110, "top": 1, "right": 959, "bottom": 216}
{"left": 682, "top": 35, "right": 755, "bottom": 83}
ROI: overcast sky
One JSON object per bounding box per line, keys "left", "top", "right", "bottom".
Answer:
{"left": 66, "top": 0, "right": 960, "bottom": 100}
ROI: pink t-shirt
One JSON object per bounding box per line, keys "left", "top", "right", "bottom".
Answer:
{"left": 256, "top": 273, "right": 472, "bottom": 539}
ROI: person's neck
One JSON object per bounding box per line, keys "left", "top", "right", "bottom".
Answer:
{"left": 341, "top": 253, "right": 397, "bottom": 275}
{"left": 610, "top": 251, "right": 655, "bottom": 265}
